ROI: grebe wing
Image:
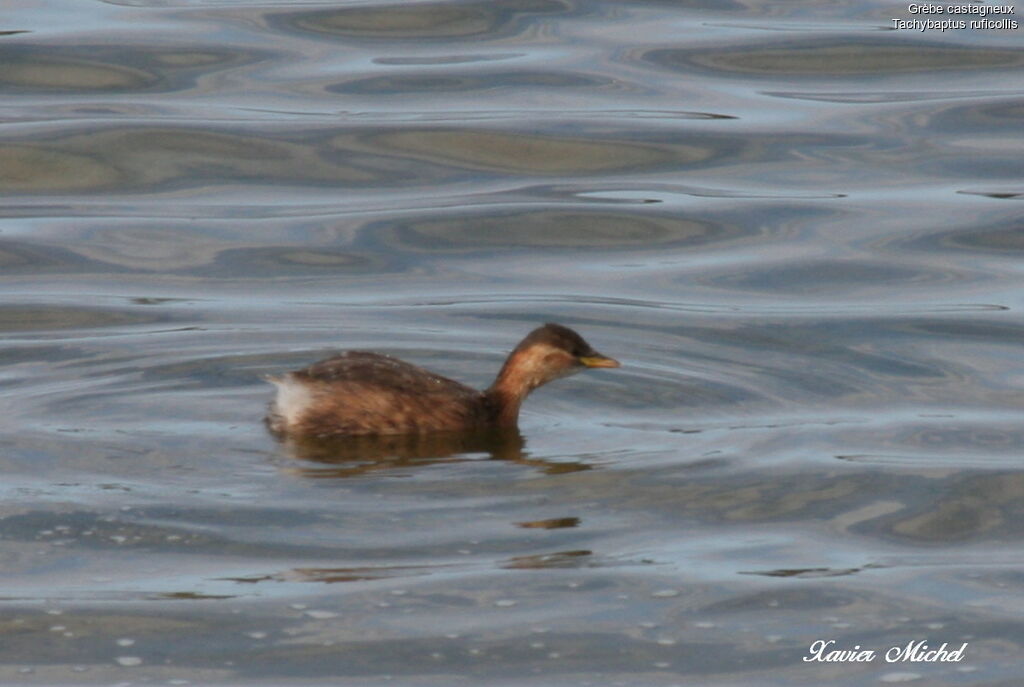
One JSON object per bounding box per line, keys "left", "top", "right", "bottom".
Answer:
{"left": 294, "top": 351, "right": 477, "bottom": 396}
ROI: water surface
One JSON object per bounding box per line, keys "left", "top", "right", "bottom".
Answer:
{"left": 2, "top": 0, "right": 1023, "bottom": 684}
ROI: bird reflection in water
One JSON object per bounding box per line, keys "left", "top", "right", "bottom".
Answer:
{"left": 276, "top": 427, "right": 591, "bottom": 478}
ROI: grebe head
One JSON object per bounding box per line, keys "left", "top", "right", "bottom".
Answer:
{"left": 498, "top": 322, "right": 620, "bottom": 391}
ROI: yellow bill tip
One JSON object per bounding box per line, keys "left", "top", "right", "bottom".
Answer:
{"left": 579, "top": 355, "right": 620, "bottom": 369}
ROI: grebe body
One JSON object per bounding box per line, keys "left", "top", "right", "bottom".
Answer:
{"left": 266, "top": 323, "right": 619, "bottom": 437}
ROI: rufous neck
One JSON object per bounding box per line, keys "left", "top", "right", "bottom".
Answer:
{"left": 483, "top": 386, "right": 521, "bottom": 426}
{"left": 485, "top": 357, "right": 534, "bottom": 426}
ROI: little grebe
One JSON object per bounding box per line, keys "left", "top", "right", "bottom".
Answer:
{"left": 266, "top": 323, "right": 619, "bottom": 437}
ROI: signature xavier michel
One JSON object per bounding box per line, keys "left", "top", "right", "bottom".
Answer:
{"left": 804, "top": 639, "right": 968, "bottom": 664}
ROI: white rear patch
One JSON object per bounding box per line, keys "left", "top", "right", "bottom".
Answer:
{"left": 268, "top": 374, "right": 314, "bottom": 428}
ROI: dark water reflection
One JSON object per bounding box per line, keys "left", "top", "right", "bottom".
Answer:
{"left": 278, "top": 428, "right": 533, "bottom": 476}
{"left": 648, "top": 40, "right": 1024, "bottom": 76}
{"left": 277, "top": 0, "right": 574, "bottom": 41}
{"left": 2, "top": 0, "right": 1024, "bottom": 684}
{"left": 0, "top": 44, "right": 254, "bottom": 93}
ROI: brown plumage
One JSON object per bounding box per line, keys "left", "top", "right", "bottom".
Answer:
{"left": 265, "top": 323, "right": 619, "bottom": 437}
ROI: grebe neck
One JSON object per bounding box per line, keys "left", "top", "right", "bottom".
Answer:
{"left": 484, "top": 354, "right": 536, "bottom": 427}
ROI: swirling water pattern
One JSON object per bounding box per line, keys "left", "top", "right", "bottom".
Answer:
{"left": 1, "top": 0, "right": 1023, "bottom": 683}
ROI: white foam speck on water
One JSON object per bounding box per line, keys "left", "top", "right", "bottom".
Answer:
{"left": 304, "top": 610, "right": 338, "bottom": 619}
